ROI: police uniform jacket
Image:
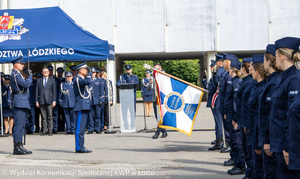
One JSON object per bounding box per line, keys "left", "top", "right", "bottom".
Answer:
{"left": 270, "top": 66, "right": 300, "bottom": 153}
{"left": 59, "top": 81, "right": 75, "bottom": 108}
{"left": 73, "top": 74, "right": 92, "bottom": 111}
{"left": 218, "top": 70, "right": 230, "bottom": 114}
{"left": 116, "top": 74, "right": 139, "bottom": 87}
{"left": 28, "top": 79, "right": 36, "bottom": 106}
{"left": 206, "top": 75, "right": 218, "bottom": 108}
{"left": 235, "top": 75, "right": 253, "bottom": 123}
{"left": 214, "top": 67, "right": 226, "bottom": 109}
{"left": 247, "top": 80, "right": 266, "bottom": 150}
{"left": 288, "top": 90, "right": 300, "bottom": 170}
{"left": 2, "top": 84, "right": 12, "bottom": 108}
{"left": 224, "top": 76, "right": 241, "bottom": 122}
{"left": 240, "top": 79, "right": 256, "bottom": 128}
{"left": 90, "top": 77, "right": 104, "bottom": 105}
{"left": 141, "top": 77, "right": 153, "bottom": 96}
{"left": 10, "top": 69, "right": 32, "bottom": 109}
{"left": 257, "top": 72, "right": 280, "bottom": 148}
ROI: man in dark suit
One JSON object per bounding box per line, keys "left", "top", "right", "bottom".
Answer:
{"left": 35, "top": 68, "right": 57, "bottom": 136}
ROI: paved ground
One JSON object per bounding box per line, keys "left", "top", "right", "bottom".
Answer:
{"left": 0, "top": 101, "right": 241, "bottom": 179}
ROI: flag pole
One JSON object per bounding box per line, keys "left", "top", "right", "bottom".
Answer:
{"left": 156, "top": 70, "right": 208, "bottom": 93}
{"left": 143, "top": 64, "right": 208, "bottom": 93}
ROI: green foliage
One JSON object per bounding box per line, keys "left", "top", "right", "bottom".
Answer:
{"left": 123, "top": 60, "right": 199, "bottom": 85}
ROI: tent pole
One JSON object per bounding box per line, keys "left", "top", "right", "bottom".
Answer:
{"left": 105, "top": 58, "right": 116, "bottom": 134}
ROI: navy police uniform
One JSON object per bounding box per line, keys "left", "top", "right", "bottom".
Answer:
{"left": 59, "top": 71, "right": 76, "bottom": 134}
{"left": 73, "top": 63, "right": 92, "bottom": 153}
{"left": 270, "top": 37, "right": 300, "bottom": 178}
{"left": 2, "top": 75, "right": 13, "bottom": 118}
{"left": 26, "top": 69, "right": 36, "bottom": 134}
{"left": 10, "top": 57, "right": 33, "bottom": 155}
{"left": 116, "top": 64, "right": 139, "bottom": 111}
{"left": 88, "top": 67, "right": 105, "bottom": 133}
{"left": 141, "top": 70, "right": 154, "bottom": 102}
{"left": 287, "top": 81, "right": 300, "bottom": 177}
{"left": 257, "top": 44, "right": 279, "bottom": 178}
{"left": 223, "top": 57, "right": 243, "bottom": 173}
{"left": 210, "top": 55, "right": 226, "bottom": 149}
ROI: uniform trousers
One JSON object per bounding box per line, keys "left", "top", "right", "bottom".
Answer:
{"left": 75, "top": 110, "right": 89, "bottom": 151}
{"left": 13, "top": 108, "right": 28, "bottom": 143}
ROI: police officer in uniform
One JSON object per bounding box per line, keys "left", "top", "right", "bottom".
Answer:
{"left": 2, "top": 74, "right": 13, "bottom": 135}
{"left": 116, "top": 64, "right": 139, "bottom": 111}
{"left": 270, "top": 37, "right": 300, "bottom": 178}
{"left": 56, "top": 67, "right": 66, "bottom": 132}
{"left": 87, "top": 67, "right": 105, "bottom": 134}
{"left": 10, "top": 56, "right": 33, "bottom": 155}
{"left": 59, "top": 71, "right": 76, "bottom": 135}
{"left": 202, "top": 59, "right": 222, "bottom": 150}
{"left": 258, "top": 44, "right": 280, "bottom": 178}
{"left": 210, "top": 55, "right": 225, "bottom": 148}
{"left": 73, "top": 62, "right": 92, "bottom": 153}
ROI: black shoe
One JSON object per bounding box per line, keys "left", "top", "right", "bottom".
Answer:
{"left": 53, "top": 131, "right": 57, "bottom": 134}
{"left": 209, "top": 139, "right": 224, "bottom": 150}
{"left": 40, "top": 132, "right": 48, "bottom": 136}
{"left": 220, "top": 145, "right": 231, "bottom": 153}
{"left": 227, "top": 166, "right": 237, "bottom": 174}
{"left": 49, "top": 132, "right": 53, "bottom": 136}
{"left": 21, "top": 144, "right": 32, "bottom": 154}
{"left": 161, "top": 132, "right": 168, "bottom": 138}
{"left": 224, "top": 158, "right": 235, "bottom": 166}
{"left": 70, "top": 132, "right": 75, "bottom": 135}
{"left": 230, "top": 167, "right": 246, "bottom": 175}
{"left": 211, "top": 140, "right": 216, "bottom": 145}
{"left": 13, "top": 142, "right": 26, "bottom": 155}
{"left": 96, "top": 131, "right": 102, "bottom": 134}
{"left": 27, "top": 131, "right": 34, "bottom": 135}
{"left": 152, "top": 133, "right": 159, "bottom": 139}
{"left": 66, "top": 132, "right": 72, "bottom": 135}
{"left": 76, "top": 149, "right": 92, "bottom": 153}
{"left": 242, "top": 176, "right": 251, "bottom": 179}
{"left": 87, "top": 131, "right": 93, "bottom": 134}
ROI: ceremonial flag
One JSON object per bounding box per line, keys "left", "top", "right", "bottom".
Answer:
{"left": 153, "top": 70, "right": 205, "bottom": 137}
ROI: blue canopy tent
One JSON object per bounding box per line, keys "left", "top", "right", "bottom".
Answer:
{"left": 0, "top": 6, "right": 116, "bottom": 136}
{"left": 0, "top": 6, "right": 114, "bottom": 62}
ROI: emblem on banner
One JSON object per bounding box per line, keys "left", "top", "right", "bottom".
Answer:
{"left": 164, "top": 92, "right": 185, "bottom": 113}
{"left": 0, "top": 12, "right": 28, "bottom": 42}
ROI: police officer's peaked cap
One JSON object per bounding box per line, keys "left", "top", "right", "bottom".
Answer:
{"left": 275, "top": 37, "right": 300, "bottom": 51}
{"left": 265, "top": 44, "right": 276, "bottom": 56}
{"left": 222, "top": 53, "right": 228, "bottom": 61}
{"left": 124, "top": 64, "right": 132, "bottom": 70}
{"left": 215, "top": 55, "right": 223, "bottom": 61}
{"left": 23, "top": 68, "right": 29, "bottom": 74}
{"left": 76, "top": 62, "right": 88, "bottom": 70}
{"left": 11, "top": 56, "right": 25, "bottom": 64}
{"left": 230, "top": 58, "right": 242, "bottom": 70}
{"left": 252, "top": 55, "right": 264, "bottom": 64}
{"left": 90, "top": 67, "right": 97, "bottom": 73}
{"left": 70, "top": 65, "right": 77, "bottom": 71}
{"left": 65, "top": 71, "right": 73, "bottom": 77}
{"left": 225, "top": 54, "right": 239, "bottom": 62}
{"left": 96, "top": 68, "right": 101, "bottom": 73}
{"left": 47, "top": 65, "right": 54, "bottom": 71}
{"left": 35, "top": 72, "right": 43, "bottom": 78}
{"left": 242, "top": 57, "right": 252, "bottom": 63}
{"left": 210, "top": 60, "right": 216, "bottom": 67}
{"left": 57, "top": 67, "right": 64, "bottom": 72}
{"left": 4, "top": 75, "right": 10, "bottom": 80}
{"left": 145, "top": 69, "right": 151, "bottom": 73}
